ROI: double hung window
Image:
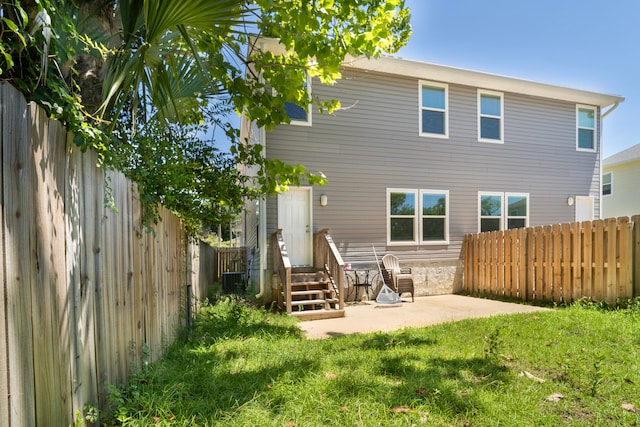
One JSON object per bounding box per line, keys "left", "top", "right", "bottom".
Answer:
{"left": 478, "top": 192, "right": 529, "bottom": 232}
{"left": 602, "top": 172, "right": 612, "bottom": 195}
{"left": 419, "top": 81, "right": 448, "bottom": 137}
{"left": 577, "top": 105, "right": 596, "bottom": 151}
{"left": 478, "top": 90, "right": 504, "bottom": 143}
{"left": 388, "top": 189, "right": 449, "bottom": 245}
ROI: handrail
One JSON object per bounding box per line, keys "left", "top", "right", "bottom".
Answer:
{"left": 313, "top": 229, "right": 345, "bottom": 311}
{"left": 272, "top": 229, "right": 292, "bottom": 313}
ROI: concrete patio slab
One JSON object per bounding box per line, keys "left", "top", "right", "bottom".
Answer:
{"left": 298, "top": 295, "right": 549, "bottom": 339}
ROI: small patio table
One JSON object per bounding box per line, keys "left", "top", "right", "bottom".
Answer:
{"left": 344, "top": 265, "right": 380, "bottom": 302}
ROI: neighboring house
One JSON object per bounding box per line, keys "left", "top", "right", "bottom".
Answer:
{"left": 240, "top": 38, "right": 624, "bottom": 306}
{"left": 602, "top": 143, "right": 640, "bottom": 218}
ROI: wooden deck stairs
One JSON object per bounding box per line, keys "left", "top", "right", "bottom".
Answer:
{"left": 273, "top": 229, "right": 346, "bottom": 320}
{"left": 286, "top": 267, "right": 343, "bottom": 320}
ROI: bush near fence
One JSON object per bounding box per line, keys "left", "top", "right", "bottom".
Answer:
{"left": 0, "top": 82, "right": 214, "bottom": 426}
{"left": 463, "top": 216, "right": 640, "bottom": 304}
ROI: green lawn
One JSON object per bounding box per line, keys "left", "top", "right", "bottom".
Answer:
{"left": 105, "top": 297, "right": 640, "bottom": 426}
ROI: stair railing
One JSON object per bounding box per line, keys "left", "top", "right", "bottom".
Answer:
{"left": 272, "top": 229, "right": 292, "bottom": 313}
{"left": 313, "top": 229, "right": 345, "bottom": 311}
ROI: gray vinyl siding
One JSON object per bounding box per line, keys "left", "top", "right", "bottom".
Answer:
{"left": 265, "top": 68, "right": 601, "bottom": 263}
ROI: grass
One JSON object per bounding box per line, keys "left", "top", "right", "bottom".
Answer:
{"left": 104, "top": 297, "right": 640, "bottom": 426}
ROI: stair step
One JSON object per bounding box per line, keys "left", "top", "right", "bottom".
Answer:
{"left": 291, "top": 309, "right": 345, "bottom": 320}
{"left": 291, "top": 281, "right": 328, "bottom": 287}
{"left": 291, "top": 290, "right": 325, "bottom": 297}
{"left": 288, "top": 299, "right": 327, "bottom": 306}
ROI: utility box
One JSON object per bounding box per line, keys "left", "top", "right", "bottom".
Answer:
{"left": 222, "top": 272, "right": 245, "bottom": 293}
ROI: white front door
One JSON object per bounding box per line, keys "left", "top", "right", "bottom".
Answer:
{"left": 575, "top": 196, "right": 595, "bottom": 222}
{"left": 278, "top": 187, "right": 313, "bottom": 266}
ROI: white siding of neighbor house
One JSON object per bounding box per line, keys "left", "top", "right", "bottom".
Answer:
{"left": 264, "top": 68, "right": 602, "bottom": 263}
{"left": 603, "top": 160, "right": 640, "bottom": 218}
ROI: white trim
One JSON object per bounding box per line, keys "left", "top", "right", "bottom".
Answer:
{"left": 419, "top": 189, "right": 450, "bottom": 245}
{"left": 387, "top": 188, "right": 418, "bottom": 246}
{"left": 576, "top": 104, "right": 597, "bottom": 152}
{"left": 478, "top": 89, "right": 504, "bottom": 144}
{"left": 418, "top": 80, "right": 448, "bottom": 138}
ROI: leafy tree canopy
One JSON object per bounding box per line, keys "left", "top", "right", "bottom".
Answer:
{"left": 0, "top": 0, "right": 411, "bottom": 234}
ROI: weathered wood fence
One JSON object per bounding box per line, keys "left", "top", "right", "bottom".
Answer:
{"left": 1, "top": 83, "right": 214, "bottom": 425}
{"left": 213, "top": 247, "right": 248, "bottom": 281}
{"left": 463, "top": 216, "right": 640, "bottom": 304}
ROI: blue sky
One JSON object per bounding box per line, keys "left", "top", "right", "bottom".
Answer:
{"left": 397, "top": 0, "right": 639, "bottom": 158}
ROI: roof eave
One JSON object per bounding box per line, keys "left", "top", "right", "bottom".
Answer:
{"left": 343, "top": 55, "right": 624, "bottom": 108}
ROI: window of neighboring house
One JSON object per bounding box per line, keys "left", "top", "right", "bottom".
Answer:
{"left": 479, "top": 192, "right": 529, "bottom": 232}
{"left": 602, "top": 172, "right": 612, "bottom": 195}
{"left": 577, "top": 105, "right": 596, "bottom": 151}
{"left": 419, "top": 81, "right": 448, "bottom": 138}
{"left": 421, "top": 190, "right": 449, "bottom": 244}
{"left": 388, "top": 189, "right": 417, "bottom": 244}
{"left": 478, "top": 90, "right": 504, "bottom": 143}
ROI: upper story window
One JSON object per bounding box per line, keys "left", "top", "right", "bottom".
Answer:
{"left": 419, "top": 81, "right": 448, "bottom": 138}
{"left": 273, "top": 73, "right": 312, "bottom": 126}
{"left": 577, "top": 105, "right": 596, "bottom": 151}
{"left": 478, "top": 90, "right": 504, "bottom": 143}
{"left": 387, "top": 188, "right": 449, "bottom": 245}
{"left": 478, "top": 192, "right": 529, "bottom": 232}
{"left": 602, "top": 172, "right": 612, "bottom": 195}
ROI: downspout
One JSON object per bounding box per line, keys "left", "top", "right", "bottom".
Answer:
{"left": 255, "top": 125, "right": 268, "bottom": 300}
{"left": 598, "top": 101, "right": 620, "bottom": 219}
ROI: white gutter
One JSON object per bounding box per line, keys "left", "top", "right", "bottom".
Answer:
{"left": 601, "top": 100, "right": 620, "bottom": 118}
{"left": 254, "top": 125, "right": 268, "bottom": 300}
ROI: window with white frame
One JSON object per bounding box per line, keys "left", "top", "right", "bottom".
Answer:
{"left": 478, "top": 192, "right": 529, "bottom": 232}
{"left": 279, "top": 73, "right": 312, "bottom": 126}
{"left": 421, "top": 190, "right": 449, "bottom": 243}
{"left": 478, "top": 90, "right": 504, "bottom": 143}
{"left": 387, "top": 189, "right": 449, "bottom": 244}
{"left": 419, "top": 81, "right": 448, "bottom": 137}
{"left": 602, "top": 172, "right": 612, "bottom": 195}
{"left": 388, "top": 189, "right": 417, "bottom": 244}
{"left": 577, "top": 105, "right": 596, "bottom": 151}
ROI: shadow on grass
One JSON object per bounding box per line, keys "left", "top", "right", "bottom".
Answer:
{"left": 113, "top": 300, "right": 510, "bottom": 424}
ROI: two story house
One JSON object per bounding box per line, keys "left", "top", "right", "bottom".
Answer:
{"left": 602, "top": 143, "right": 640, "bottom": 218}
{"left": 240, "top": 39, "right": 623, "bottom": 311}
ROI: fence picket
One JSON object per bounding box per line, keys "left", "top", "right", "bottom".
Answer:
{"left": 561, "top": 223, "right": 572, "bottom": 301}
{"left": 517, "top": 228, "right": 527, "bottom": 299}
{"left": 618, "top": 217, "right": 633, "bottom": 299}
{"left": 552, "top": 224, "right": 562, "bottom": 302}
{"left": 504, "top": 230, "right": 513, "bottom": 297}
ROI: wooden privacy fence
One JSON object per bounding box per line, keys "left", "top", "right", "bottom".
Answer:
{"left": 463, "top": 216, "right": 640, "bottom": 304}
{"left": 213, "top": 247, "right": 248, "bottom": 281}
{"left": 1, "top": 83, "right": 213, "bottom": 426}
